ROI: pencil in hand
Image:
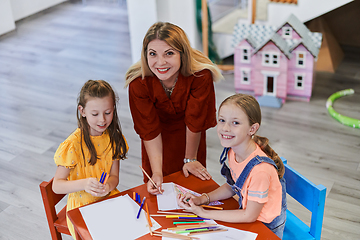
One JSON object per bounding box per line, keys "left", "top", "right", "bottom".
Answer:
{"left": 139, "top": 165, "right": 163, "bottom": 194}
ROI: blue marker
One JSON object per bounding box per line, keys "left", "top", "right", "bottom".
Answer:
{"left": 99, "top": 172, "right": 105, "bottom": 183}
{"left": 136, "top": 197, "right": 146, "bottom": 219}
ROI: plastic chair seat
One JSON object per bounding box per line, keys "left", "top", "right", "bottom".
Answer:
{"left": 283, "top": 210, "right": 315, "bottom": 240}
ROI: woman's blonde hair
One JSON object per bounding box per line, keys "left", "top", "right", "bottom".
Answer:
{"left": 124, "top": 22, "right": 223, "bottom": 87}
{"left": 219, "top": 94, "right": 285, "bottom": 179}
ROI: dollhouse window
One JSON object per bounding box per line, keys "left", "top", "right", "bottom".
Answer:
{"left": 241, "top": 48, "right": 251, "bottom": 63}
{"left": 282, "top": 27, "right": 292, "bottom": 39}
{"left": 295, "top": 73, "right": 305, "bottom": 89}
{"left": 262, "top": 52, "right": 279, "bottom": 67}
{"left": 241, "top": 68, "right": 250, "bottom": 84}
{"left": 296, "top": 51, "right": 306, "bottom": 68}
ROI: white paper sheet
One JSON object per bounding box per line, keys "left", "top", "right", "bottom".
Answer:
{"left": 79, "top": 194, "right": 161, "bottom": 240}
{"left": 157, "top": 182, "right": 181, "bottom": 211}
{"left": 162, "top": 224, "right": 258, "bottom": 240}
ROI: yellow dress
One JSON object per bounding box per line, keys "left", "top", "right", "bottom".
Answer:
{"left": 54, "top": 128, "right": 127, "bottom": 239}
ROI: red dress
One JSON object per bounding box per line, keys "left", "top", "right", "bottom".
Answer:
{"left": 128, "top": 69, "right": 217, "bottom": 182}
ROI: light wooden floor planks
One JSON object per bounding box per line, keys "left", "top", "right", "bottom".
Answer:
{"left": 0, "top": 1, "right": 359, "bottom": 240}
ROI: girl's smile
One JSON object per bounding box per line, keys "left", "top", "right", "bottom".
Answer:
{"left": 217, "top": 103, "right": 253, "bottom": 148}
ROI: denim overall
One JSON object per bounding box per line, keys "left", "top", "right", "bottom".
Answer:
{"left": 220, "top": 147, "right": 287, "bottom": 239}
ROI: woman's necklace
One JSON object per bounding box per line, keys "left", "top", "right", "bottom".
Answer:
{"left": 160, "top": 77, "right": 178, "bottom": 95}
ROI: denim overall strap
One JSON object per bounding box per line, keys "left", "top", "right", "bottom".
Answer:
{"left": 219, "top": 147, "right": 230, "bottom": 164}
{"left": 235, "top": 156, "right": 278, "bottom": 209}
{"left": 219, "top": 147, "right": 235, "bottom": 186}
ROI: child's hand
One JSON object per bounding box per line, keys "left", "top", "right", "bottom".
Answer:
{"left": 177, "top": 194, "right": 204, "bottom": 216}
{"left": 84, "top": 178, "right": 106, "bottom": 197}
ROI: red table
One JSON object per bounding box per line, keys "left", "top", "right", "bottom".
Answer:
{"left": 68, "top": 171, "right": 280, "bottom": 240}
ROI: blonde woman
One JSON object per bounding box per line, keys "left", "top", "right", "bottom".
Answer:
{"left": 125, "top": 22, "right": 223, "bottom": 195}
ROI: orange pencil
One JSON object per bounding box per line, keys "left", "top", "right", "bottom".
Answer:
{"left": 200, "top": 205, "right": 223, "bottom": 210}
{"left": 103, "top": 174, "right": 110, "bottom": 185}
{"left": 133, "top": 192, "right": 136, "bottom": 201}
{"left": 145, "top": 202, "right": 152, "bottom": 227}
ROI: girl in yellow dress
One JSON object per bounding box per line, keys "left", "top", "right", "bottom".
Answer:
{"left": 52, "top": 80, "right": 128, "bottom": 239}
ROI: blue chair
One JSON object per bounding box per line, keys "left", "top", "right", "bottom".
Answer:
{"left": 281, "top": 157, "right": 326, "bottom": 240}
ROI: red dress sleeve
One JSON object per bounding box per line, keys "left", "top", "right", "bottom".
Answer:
{"left": 185, "top": 69, "right": 217, "bottom": 132}
{"left": 128, "top": 77, "right": 162, "bottom": 141}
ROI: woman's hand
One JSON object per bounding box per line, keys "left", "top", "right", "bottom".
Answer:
{"left": 84, "top": 178, "right": 106, "bottom": 197}
{"left": 147, "top": 172, "right": 163, "bottom": 195}
{"left": 182, "top": 161, "right": 212, "bottom": 180}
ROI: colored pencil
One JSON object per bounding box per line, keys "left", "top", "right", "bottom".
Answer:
{"left": 174, "top": 222, "right": 205, "bottom": 225}
{"left": 158, "top": 211, "right": 188, "bottom": 215}
{"left": 172, "top": 219, "right": 204, "bottom": 222}
{"left": 189, "top": 228, "right": 228, "bottom": 235}
{"left": 185, "top": 226, "right": 219, "bottom": 231}
{"left": 144, "top": 203, "right": 153, "bottom": 235}
{"left": 133, "top": 192, "right": 136, "bottom": 201}
{"left": 179, "top": 217, "right": 210, "bottom": 220}
{"left": 166, "top": 215, "right": 199, "bottom": 218}
{"left": 103, "top": 173, "right": 109, "bottom": 184}
{"left": 136, "top": 197, "right": 146, "bottom": 219}
{"left": 152, "top": 231, "right": 198, "bottom": 240}
{"left": 139, "top": 165, "right": 163, "bottom": 194}
{"left": 145, "top": 202, "right": 152, "bottom": 227}
{"left": 167, "top": 224, "right": 217, "bottom": 230}
{"left": 150, "top": 214, "right": 198, "bottom": 218}
{"left": 200, "top": 205, "right": 223, "bottom": 210}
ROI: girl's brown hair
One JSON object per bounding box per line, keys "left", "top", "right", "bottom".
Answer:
{"left": 124, "top": 22, "right": 223, "bottom": 87}
{"left": 219, "top": 94, "right": 285, "bottom": 179}
{"left": 77, "top": 80, "right": 127, "bottom": 165}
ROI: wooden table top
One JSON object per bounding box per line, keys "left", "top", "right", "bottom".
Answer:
{"left": 68, "top": 171, "right": 280, "bottom": 240}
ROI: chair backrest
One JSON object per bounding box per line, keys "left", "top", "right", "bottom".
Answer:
{"left": 281, "top": 157, "right": 326, "bottom": 240}
{"left": 39, "top": 178, "right": 70, "bottom": 240}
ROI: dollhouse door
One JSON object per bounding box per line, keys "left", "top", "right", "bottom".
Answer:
{"left": 264, "top": 75, "right": 276, "bottom": 96}
{"left": 267, "top": 76, "right": 274, "bottom": 94}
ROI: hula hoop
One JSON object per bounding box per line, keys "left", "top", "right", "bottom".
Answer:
{"left": 326, "top": 89, "right": 360, "bottom": 129}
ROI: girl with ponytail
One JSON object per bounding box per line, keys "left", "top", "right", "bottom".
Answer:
{"left": 177, "top": 94, "right": 287, "bottom": 239}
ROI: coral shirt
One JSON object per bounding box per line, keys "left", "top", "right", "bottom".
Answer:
{"left": 128, "top": 69, "right": 216, "bottom": 180}
{"left": 228, "top": 145, "right": 282, "bottom": 223}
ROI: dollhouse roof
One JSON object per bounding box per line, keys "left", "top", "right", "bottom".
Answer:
{"left": 232, "top": 14, "right": 322, "bottom": 58}
{"left": 253, "top": 33, "right": 292, "bottom": 59}
{"left": 289, "top": 37, "right": 320, "bottom": 58}
{"left": 232, "top": 24, "right": 277, "bottom": 48}
{"left": 243, "top": 35, "right": 258, "bottom": 48}
{"left": 276, "top": 14, "right": 310, "bottom": 39}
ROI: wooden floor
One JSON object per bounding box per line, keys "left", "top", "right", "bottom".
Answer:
{"left": 0, "top": 1, "right": 359, "bottom": 240}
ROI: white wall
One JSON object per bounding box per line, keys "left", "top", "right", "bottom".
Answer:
{"left": 10, "top": 0, "right": 67, "bottom": 21}
{"left": 0, "top": 0, "right": 16, "bottom": 36}
{"left": 0, "top": 0, "right": 67, "bottom": 36}
{"left": 267, "top": 0, "right": 353, "bottom": 27}
{"left": 127, "top": 0, "right": 200, "bottom": 64}
{"left": 127, "top": 0, "right": 158, "bottom": 64}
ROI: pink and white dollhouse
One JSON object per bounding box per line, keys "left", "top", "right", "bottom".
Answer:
{"left": 233, "top": 14, "right": 323, "bottom": 107}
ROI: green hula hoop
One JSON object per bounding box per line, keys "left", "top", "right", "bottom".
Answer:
{"left": 326, "top": 89, "right": 360, "bottom": 129}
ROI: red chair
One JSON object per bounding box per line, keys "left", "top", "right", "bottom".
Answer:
{"left": 40, "top": 178, "right": 79, "bottom": 240}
